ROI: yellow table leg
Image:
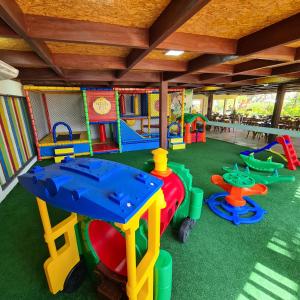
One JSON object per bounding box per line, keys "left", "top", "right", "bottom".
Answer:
{"left": 36, "top": 197, "right": 80, "bottom": 294}
{"left": 116, "top": 189, "right": 165, "bottom": 300}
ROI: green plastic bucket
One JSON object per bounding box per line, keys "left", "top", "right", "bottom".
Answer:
{"left": 154, "top": 250, "right": 172, "bottom": 300}
{"left": 189, "top": 187, "right": 203, "bottom": 220}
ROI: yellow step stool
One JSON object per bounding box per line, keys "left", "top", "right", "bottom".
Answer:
{"left": 54, "top": 147, "right": 75, "bottom": 163}
{"left": 170, "top": 137, "right": 184, "bottom": 144}
{"left": 170, "top": 143, "right": 186, "bottom": 150}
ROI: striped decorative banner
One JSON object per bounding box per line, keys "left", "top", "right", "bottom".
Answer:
{"left": 0, "top": 96, "right": 35, "bottom": 187}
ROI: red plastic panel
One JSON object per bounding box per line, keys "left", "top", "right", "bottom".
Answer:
{"left": 156, "top": 172, "right": 185, "bottom": 235}
{"left": 86, "top": 90, "right": 117, "bottom": 122}
{"left": 276, "top": 135, "right": 300, "bottom": 171}
{"left": 88, "top": 220, "right": 127, "bottom": 276}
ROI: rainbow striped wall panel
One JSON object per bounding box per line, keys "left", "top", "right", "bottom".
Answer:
{"left": 0, "top": 96, "right": 35, "bottom": 187}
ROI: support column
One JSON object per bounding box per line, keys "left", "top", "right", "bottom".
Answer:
{"left": 207, "top": 93, "right": 213, "bottom": 120}
{"left": 268, "top": 84, "right": 286, "bottom": 142}
{"left": 159, "top": 76, "right": 168, "bottom": 149}
{"left": 223, "top": 99, "right": 227, "bottom": 115}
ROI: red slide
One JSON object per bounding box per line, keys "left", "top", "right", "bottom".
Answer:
{"left": 276, "top": 135, "right": 300, "bottom": 171}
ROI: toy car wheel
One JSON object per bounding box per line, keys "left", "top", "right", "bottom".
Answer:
{"left": 64, "top": 259, "right": 87, "bottom": 293}
{"left": 178, "top": 217, "right": 196, "bottom": 243}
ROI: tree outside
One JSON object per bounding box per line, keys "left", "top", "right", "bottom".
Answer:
{"left": 212, "top": 92, "right": 300, "bottom": 117}
{"left": 281, "top": 92, "right": 300, "bottom": 117}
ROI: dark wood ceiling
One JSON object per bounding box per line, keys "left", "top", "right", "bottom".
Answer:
{"left": 0, "top": 0, "right": 300, "bottom": 89}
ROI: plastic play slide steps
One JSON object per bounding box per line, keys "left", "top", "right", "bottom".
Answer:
{"left": 54, "top": 147, "right": 74, "bottom": 163}
{"left": 240, "top": 135, "right": 300, "bottom": 171}
{"left": 169, "top": 137, "right": 186, "bottom": 150}
{"left": 276, "top": 135, "right": 300, "bottom": 171}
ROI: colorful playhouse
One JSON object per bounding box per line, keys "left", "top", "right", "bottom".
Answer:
{"left": 24, "top": 86, "right": 187, "bottom": 159}
{"left": 178, "top": 113, "right": 208, "bottom": 145}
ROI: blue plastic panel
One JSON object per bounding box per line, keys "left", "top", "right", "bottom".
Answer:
{"left": 120, "top": 119, "right": 144, "bottom": 142}
{"left": 121, "top": 141, "right": 159, "bottom": 152}
{"left": 18, "top": 157, "right": 163, "bottom": 223}
{"left": 40, "top": 143, "right": 90, "bottom": 157}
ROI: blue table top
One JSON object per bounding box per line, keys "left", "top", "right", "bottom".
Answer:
{"left": 19, "top": 157, "right": 163, "bottom": 224}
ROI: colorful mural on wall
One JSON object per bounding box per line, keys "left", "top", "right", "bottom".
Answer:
{"left": 0, "top": 96, "right": 35, "bottom": 187}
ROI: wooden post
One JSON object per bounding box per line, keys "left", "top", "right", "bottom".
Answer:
{"left": 159, "top": 76, "right": 168, "bottom": 149}
{"left": 207, "top": 93, "right": 213, "bottom": 120}
{"left": 223, "top": 99, "right": 227, "bottom": 115}
{"left": 268, "top": 84, "right": 286, "bottom": 142}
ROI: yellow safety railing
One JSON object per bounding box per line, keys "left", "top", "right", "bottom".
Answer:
{"left": 23, "top": 85, "right": 80, "bottom": 92}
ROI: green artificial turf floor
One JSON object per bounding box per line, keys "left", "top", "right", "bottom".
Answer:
{"left": 1, "top": 138, "right": 300, "bottom": 300}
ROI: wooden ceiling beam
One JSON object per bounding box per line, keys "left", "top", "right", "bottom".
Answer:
{"left": 281, "top": 72, "right": 300, "bottom": 78}
{"left": 66, "top": 70, "right": 202, "bottom": 83}
{"left": 0, "top": 50, "right": 187, "bottom": 72}
{"left": 117, "top": 0, "right": 211, "bottom": 78}
{"left": 0, "top": 18, "right": 17, "bottom": 37}
{"left": 251, "top": 46, "right": 296, "bottom": 62}
{"left": 168, "top": 46, "right": 296, "bottom": 80}
{"left": 18, "top": 68, "right": 205, "bottom": 84}
{"left": 272, "top": 63, "right": 300, "bottom": 76}
{"left": 224, "top": 79, "right": 257, "bottom": 87}
{"left": 237, "top": 13, "right": 300, "bottom": 56}
{"left": 134, "top": 59, "right": 187, "bottom": 72}
{"left": 19, "top": 68, "right": 162, "bottom": 83}
{"left": 24, "top": 15, "right": 239, "bottom": 55}
{"left": 117, "top": 71, "right": 161, "bottom": 82}
{"left": 186, "top": 54, "right": 238, "bottom": 73}
{"left": 7, "top": 51, "right": 185, "bottom": 74}
{"left": 112, "top": 81, "right": 152, "bottom": 87}
{"left": 170, "top": 74, "right": 202, "bottom": 84}
{"left": 0, "top": 49, "right": 47, "bottom": 67}
{"left": 200, "top": 76, "right": 232, "bottom": 84}
{"left": 19, "top": 68, "right": 60, "bottom": 80}
{"left": 197, "top": 66, "right": 271, "bottom": 84}
{"left": 164, "top": 54, "right": 237, "bottom": 80}
{"left": 231, "top": 75, "right": 262, "bottom": 83}
{"left": 0, "top": 0, "right": 63, "bottom": 77}
{"left": 196, "top": 64, "right": 234, "bottom": 74}
{"left": 158, "top": 32, "right": 236, "bottom": 54}
{"left": 21, "top": 80, "right": 66, "bottom": 86}
{"left": 54, "top": 54, "right": 187, "bottom": 72}
{"left": 233, "top": 59, "right": 283, "bottom": 73}
{"left": 240, "top": 68, "right": 272, "bottom": 76}
{"left": 177, "top": 83, "right": 202, "bottom": 88}
{"left": 53, "top": 53, "right": 126, "bottom": 70}
{"left": 22, "top": 14, "right": 297, "bottom": 61}
{"left": 295, "top": 48, "right": 300, "bottom": 61}
{"left": 164, "top": 13, "right": 300, "bottom": 81}
{"left": 198, "top": 73, "right": 222, "bottom": 81}
{"left": 199, "top": 73, "right": 266, "bottom": 85}
{"left": 25, "top": 14, "right": 148, "bottom": 49}
{"left": 20, "top": 79, "right": 154, "bottom": 87}
{"left": 148, "top": 0, "right": 210, "bottom": 46}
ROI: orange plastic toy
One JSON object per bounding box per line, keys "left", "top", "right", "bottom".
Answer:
{"left": 211, "top": 175, "right": 268, "bottom": 207}
{"left": 206, "top": 170, "right": 268, "bottom": 225}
